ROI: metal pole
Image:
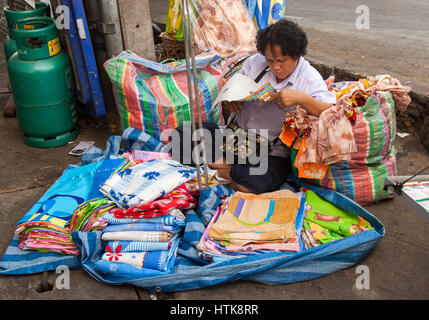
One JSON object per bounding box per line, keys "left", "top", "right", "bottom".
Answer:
{"left": 183, "top": 0, "right": 210, "bottom": 188}
{"left": 181, "top": 0, "right": 203, "bottom": 190}
{"left": 181, "top": 0, "right": 209, "bottom": 188}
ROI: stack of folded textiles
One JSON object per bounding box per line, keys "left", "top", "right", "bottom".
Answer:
{"left": 198, "top": 188, "right": 375, "bottom": 261}
{"left": 13, "top": 159, "right": 127, "bottom": 255}
{"left": 100, "top": 208, "right": 186, "bottom": 272}
{"left": 300, "top": 190, "right": 374, "bottom": 249}
{"left": 98, "top": 156, "right": 200, "bottom": 272}
{"left": 17, "top": 197, "right": 118, "bottom": 255}
{"left": 68, "top": 198, "right": 117, "bottom": 232}
{"left": 198, "top": 190, "right": 304, "bottom": 261}
{"left": 17, "top": 226, "right": 80, "bottom": 255}
{"left": 99, "top": 158, "right": 202, "bottom": 208}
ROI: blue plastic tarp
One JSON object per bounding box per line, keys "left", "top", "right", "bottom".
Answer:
{"left": 0, "top": 128, "right": 384, "bottom": 293}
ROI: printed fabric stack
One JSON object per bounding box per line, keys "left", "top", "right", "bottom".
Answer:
{"left": 300, "top": 190, "right": 374, "bottom": 249}
{"left": 16, "top": 223, "right": 80, "bottom": 255}
{"left": 17, "top": 197, "right": 118, "bottom": 255}
{"left": 100, "top": 208, "right": 187, "bottom": 272}
{"left": 68, "top": 198, "right": 117, "bottom": 233}
{"left": 198, "top": 190, "right": 304, "bottom": 261}
{"left": 14, "top": 159, "right": 126, "bottom": 255}
{"left": 98, "top": 155, "right": 200, "bottom": 272}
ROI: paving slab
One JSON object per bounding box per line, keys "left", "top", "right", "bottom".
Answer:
{"left": 0, "top": 115, "right": 139, "bottom": 300}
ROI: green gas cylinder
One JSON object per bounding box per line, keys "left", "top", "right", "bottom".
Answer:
{"left": 3, "top": 2, "right": 50, "bottom": 61}
{"left": 7, "top": 17, "right": 78, "bottom": 148}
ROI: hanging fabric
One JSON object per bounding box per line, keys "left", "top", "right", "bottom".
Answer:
{"left": 246, "top": 0, "right": 287, "bottom": 30}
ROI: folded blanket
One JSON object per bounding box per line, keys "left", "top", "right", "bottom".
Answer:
{"left": 18, "top": 228, "right": 79, "bottom": 255}
{"left": 197, "top": 203, "right": 241, "bottom": 259}
{"left": 101, "top": 208, "right": 186, "bottom": 226}
{"left": 101, "top": 231, "right": 174, "bottom": 242}
{"left": 198, "top": 189, "right": 306, "bottom": 259}
{"left": 103, "top": 223, "right": 182, "bottom": 234}
{"left": 109, "top": 183, "right": 197, "bottom": 219}
{"left": 304, "top": 190, "right": 373, "bottom": 239}
{"left": 101, "top": 238, "right": 180, "bottom": 271}
{"left": 301, "top": 226, "right": 320, "bottom": 249}
{"left": 198, "top": 201, "right": 269, "bottom": 259}
{"left": 68, "top": 198, "right": 116, "bottom": 232}
{"left": 120, "top": 151, "right": 173, "bottom": 166}
{"left": 106, "top": 239, "right": 176, "bottom": 253}
{"left": 99, "top": 159, "right": 200, "bottom": 209}
{"left": 208, "top": 190, "right": 301, "bottom": 246}
{"left": 132, "top": 150, "right": 172, "bottom": 162}
{"left": 222, "top": 234, "right": 300, "bottom": 253}
{"left": 301, "top": 190, "right": 373, "bottom": 245}
{"left": 302, "top": 220, "right": 343, "bottom": 245}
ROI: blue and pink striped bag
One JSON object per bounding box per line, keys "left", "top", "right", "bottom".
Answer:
{"left": 104, "top": 50, "right": 224, "bottom": 143}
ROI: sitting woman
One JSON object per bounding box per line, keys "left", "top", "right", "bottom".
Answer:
{"left": 209, "top": 19, "right": 336, "bottom": 194}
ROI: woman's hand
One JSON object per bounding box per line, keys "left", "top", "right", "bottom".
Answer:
{"left": 223, "top": 101, "right": 243, "bottom": 113}
{"left": 272, "top": 88, "right": 333, "bottom": 117}
{"left": 271, "top": 88, "right": 306, "bottom": 108}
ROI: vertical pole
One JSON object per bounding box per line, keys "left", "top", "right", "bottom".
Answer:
{"left": 181, "top": 0, "right": 203, "bottom": 189}
{"left": 183, "top": 0, "right": 210, "bottom": 188}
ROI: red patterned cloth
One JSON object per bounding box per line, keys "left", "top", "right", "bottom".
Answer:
{"left": 110, "top": 182, "right": 198, "bottom": 219}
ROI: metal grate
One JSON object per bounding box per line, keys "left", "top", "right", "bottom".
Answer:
{"left": 0, "top": 0, "right": 36, "bottom": 40}
{"left": 6, "top": 0, "right": 34, "bottom": 11}
{"left": 0, "top": 0, "right": 7, "bottom": 39}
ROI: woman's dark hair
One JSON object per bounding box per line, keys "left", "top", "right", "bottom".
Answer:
{"left": 256, "top": 19, "right": 308, "bottom": 59}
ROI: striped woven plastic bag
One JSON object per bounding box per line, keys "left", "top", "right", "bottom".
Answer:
{"left": 310, "top": 90, "right": 397, "bottom": 205}
{"left": 104, "top": 50, "right": 224, "bottom": 143}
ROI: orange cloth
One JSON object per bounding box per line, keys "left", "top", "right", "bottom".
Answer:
{"left": 279, "top": 126, "right": 329, "bottom": 180}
